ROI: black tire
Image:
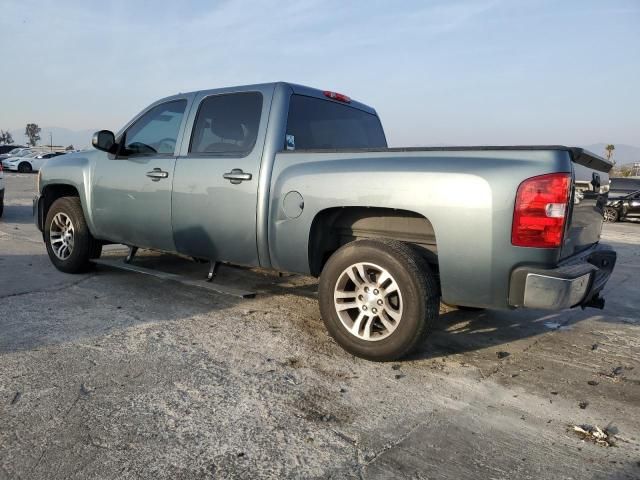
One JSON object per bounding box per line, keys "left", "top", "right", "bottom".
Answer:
{"left": 18, "top": 162, "right": 32, "bottom": 173}
{"left": 604, "top": 207, "right": 619, "bottom": 223}
{"left": 44, "top": 197, "right": 100, "bottom": 273}
{"left": 318, "top": 239, "right": 439, "bottom": 361}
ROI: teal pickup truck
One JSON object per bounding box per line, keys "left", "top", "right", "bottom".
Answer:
{"left": 34, "top": 82, "right": 616, "bottom": 360}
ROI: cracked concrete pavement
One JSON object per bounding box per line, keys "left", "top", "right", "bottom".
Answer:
{"left": 1, "top": 172, "right": 639, "bottom": 479}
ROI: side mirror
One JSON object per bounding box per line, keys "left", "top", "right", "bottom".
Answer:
{"left": 92, "top": 130, "right": 117, "bottom": 153}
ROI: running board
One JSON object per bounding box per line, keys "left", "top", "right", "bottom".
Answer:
{"left": 92, "top": 258, "right": 256, "bottom": 299}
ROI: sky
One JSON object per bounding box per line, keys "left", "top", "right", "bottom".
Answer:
{"left": 1, "top": 0, "right": 638, "bottom": 147}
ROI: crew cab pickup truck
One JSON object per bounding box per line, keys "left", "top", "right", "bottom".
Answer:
{"left": 34, "top": 82, "right": 616, "bottom": 361}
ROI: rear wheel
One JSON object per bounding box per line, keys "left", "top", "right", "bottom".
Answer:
{"left": 319, "top": 239, "right": 439, "bottom": 361}
{"left": 18, "top": 162, "right": 32, "bottom": 173}
{"left": 45, "top": 197, "right": 101, "bottom": 273}
{"left": 604, "top": 207, "right": 619, "bottom": 223}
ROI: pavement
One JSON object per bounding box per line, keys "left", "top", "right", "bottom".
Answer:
{"left": 0, "top": 172, "right": 639, "bottom": 480}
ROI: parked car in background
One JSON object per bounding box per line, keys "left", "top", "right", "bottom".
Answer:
{"left": 0, "top": 147, "right": 31, "bottom": 162}
{"left": 4, "top": 151, "right": 65, "bottom": 173}
{"left": 0, "top": 145, "right": 26, "bottom": 157}
{"left": 605, "top": 188, "right": 640, "bottom": 222}
{"left": 0, "top": 163, "right": 4, "bottom": 217}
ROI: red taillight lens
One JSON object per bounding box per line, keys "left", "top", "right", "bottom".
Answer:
{"left": 512, "top": 173, "right": 571, "bottom": 248}
{"left": 323, "top": 91, "right": 351, "bottom": 103}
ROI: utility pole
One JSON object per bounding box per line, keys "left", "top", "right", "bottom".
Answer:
{"left": 49, "top": 132, "right": 53, "bottom": 152}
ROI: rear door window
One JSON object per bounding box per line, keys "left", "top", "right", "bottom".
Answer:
{"left": 285, "top": 94, "right": 387, "bottom": 150}
{"left": 189, "top": 92, "right": 262, "bottom": 156}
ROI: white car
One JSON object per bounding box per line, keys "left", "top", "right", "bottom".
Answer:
{"left": 4, "top": 151, "right": 64, "bottom": 173}
{"left": 0, "top": 147, "right": 30, "bottom": 161}
{"left": 1, "top": 149, "right": 34, "bottom": 168}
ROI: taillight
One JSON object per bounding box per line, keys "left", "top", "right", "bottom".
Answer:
{"left": 512, "top": 173, "right": 571, "bottom": 248}
{"left": 323, "top": 91, "right": 351, "bottom": 103}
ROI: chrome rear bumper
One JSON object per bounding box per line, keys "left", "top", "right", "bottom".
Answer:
{"left": 509, "top": 244, "right": 616, "bottom": 310}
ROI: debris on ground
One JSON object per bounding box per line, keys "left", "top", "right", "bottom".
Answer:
{"left": 578, "top": 401, "right": 589, "bottom": 410}
{"left": 496, "top": 351, "right": 510, "bottom": 359}
{"left": 599, "top": 365, "right": 630, "bottom": 381}
{"left": 591, "top": 343, "right": 598, "bottom": 351}
{"left": 10, "top": 391, "right": 21, "bottom": 405}
{"left": 571, "top": 425, "right": 616, "bottom": 447}
{"left": 587, "top": 380, "right": 599, "bottom": 386}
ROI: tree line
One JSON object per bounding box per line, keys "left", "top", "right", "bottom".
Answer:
{"left": 0, "top": 123, "right": 42, "bottom": 146}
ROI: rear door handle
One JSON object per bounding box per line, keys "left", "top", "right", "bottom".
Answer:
{"left": 223, "top": 168, "right": 252, "bottom": 184}
{"left": 146, "top": 168, "right": 169, "bottom": 181}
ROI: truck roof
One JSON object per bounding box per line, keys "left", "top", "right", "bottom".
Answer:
{"left": 175, "top": 82, "right": 379, "bottom": 116}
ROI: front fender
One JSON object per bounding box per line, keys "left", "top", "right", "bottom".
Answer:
{"left": 38, "top": 150, "right": 101, "bottom": 235}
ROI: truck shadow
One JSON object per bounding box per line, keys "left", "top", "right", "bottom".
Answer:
{"left": 0, "top": 247, "right": 631, "bottom": 360}
{"left": 0, "top": 205, "right": 35, "bottom": 224}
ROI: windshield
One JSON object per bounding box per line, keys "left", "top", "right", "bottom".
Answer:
{"left": 16, "top": 150, "right": 32, "bottom": 157}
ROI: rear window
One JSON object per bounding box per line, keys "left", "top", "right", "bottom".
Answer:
{"left": 285, "top": 94, "right": 386, "bottom": 150}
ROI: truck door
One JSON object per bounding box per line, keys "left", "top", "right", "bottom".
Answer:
{"left": 171, "top": 90, "right": 268, "bottom": 265}
{"left": 91, "top": 98, "right": 189, "bottom": 251}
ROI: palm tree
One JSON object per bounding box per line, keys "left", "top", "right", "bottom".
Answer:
{"left": 605, "top": 144, "right": 615, "bottom": 164}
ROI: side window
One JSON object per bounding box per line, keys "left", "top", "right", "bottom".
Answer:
{"left": 285, "top": 94, "right": 387, "bottom": 150}
{"left": 123, "top": 100, "right": 187, "bottom": 156}
{"left": 189, "top": 92, "right": 262, "bottom": 155}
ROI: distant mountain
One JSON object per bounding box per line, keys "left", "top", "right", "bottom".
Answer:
{"left": 7, "top": 127, "right": 98, "bottom": 150}
{"left": 583, "top": 143, "right": 640, "bottom": 167}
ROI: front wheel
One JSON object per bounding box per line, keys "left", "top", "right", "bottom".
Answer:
{"left": 604, "top": 207, "right": 619, "bottom": 223}
{"left": 45, "top": 197, "right": 100, "bottom": 273}
{"left": 18, "top": 162, "right": 32, "bottom": 173}
{"left": 318, "top": 239, "right": 440, "bottom": 361}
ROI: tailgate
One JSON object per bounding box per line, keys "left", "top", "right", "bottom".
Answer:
{"left": 562, "top": 148, "right": 612, "bottom": 258}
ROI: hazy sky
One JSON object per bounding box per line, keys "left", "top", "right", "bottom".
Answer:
{"left": 1, "top": 0, "right": 638, "bottom": 147}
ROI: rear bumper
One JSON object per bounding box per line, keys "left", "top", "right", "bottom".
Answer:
{"left": 509, "top": 243, "right": 616, "bottom": 310}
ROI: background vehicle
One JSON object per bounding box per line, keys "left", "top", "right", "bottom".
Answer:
{"left": 5, "top": 151, "right": 64, "bottom": 173}
{"left": 0, "top": 163, "right": 4, "bottom": 217}
{"left": 0, "top": 148, "right": 32, "bottom": 163}
{"left": 34, "top": 82, "right": 616, "bottom": 360}
{"left": 0, "top": 145, "right": 26, "bottom": 157}
{"left": 605, "top": 188, "right": 640, "bottom": 222}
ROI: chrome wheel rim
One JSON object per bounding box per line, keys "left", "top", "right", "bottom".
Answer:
{"left": 50, "top": 212, "right": 75, "bottom": 260}
{"left": 604, "top": 209, "right": 616, "bottom": 222}
{"left": 333, "top": 262, "right": 403, "bottom": 341}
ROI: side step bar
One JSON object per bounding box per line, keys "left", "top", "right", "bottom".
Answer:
{"left": 91, "top": 257, "right": 256, "bottom": 299}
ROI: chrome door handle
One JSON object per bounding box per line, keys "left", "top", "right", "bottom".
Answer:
{"left": 146, "top": 168, "right": 169, "bottom": 181}
{"left": 223, "top": 168, "right": 252, "bottom": 184}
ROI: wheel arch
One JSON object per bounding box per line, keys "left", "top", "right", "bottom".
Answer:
{"left": 308, "top": 207, "right": 438, "bottom": 277}
{"left": 39, "top": 183, "right": 81, "bottom": 231}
